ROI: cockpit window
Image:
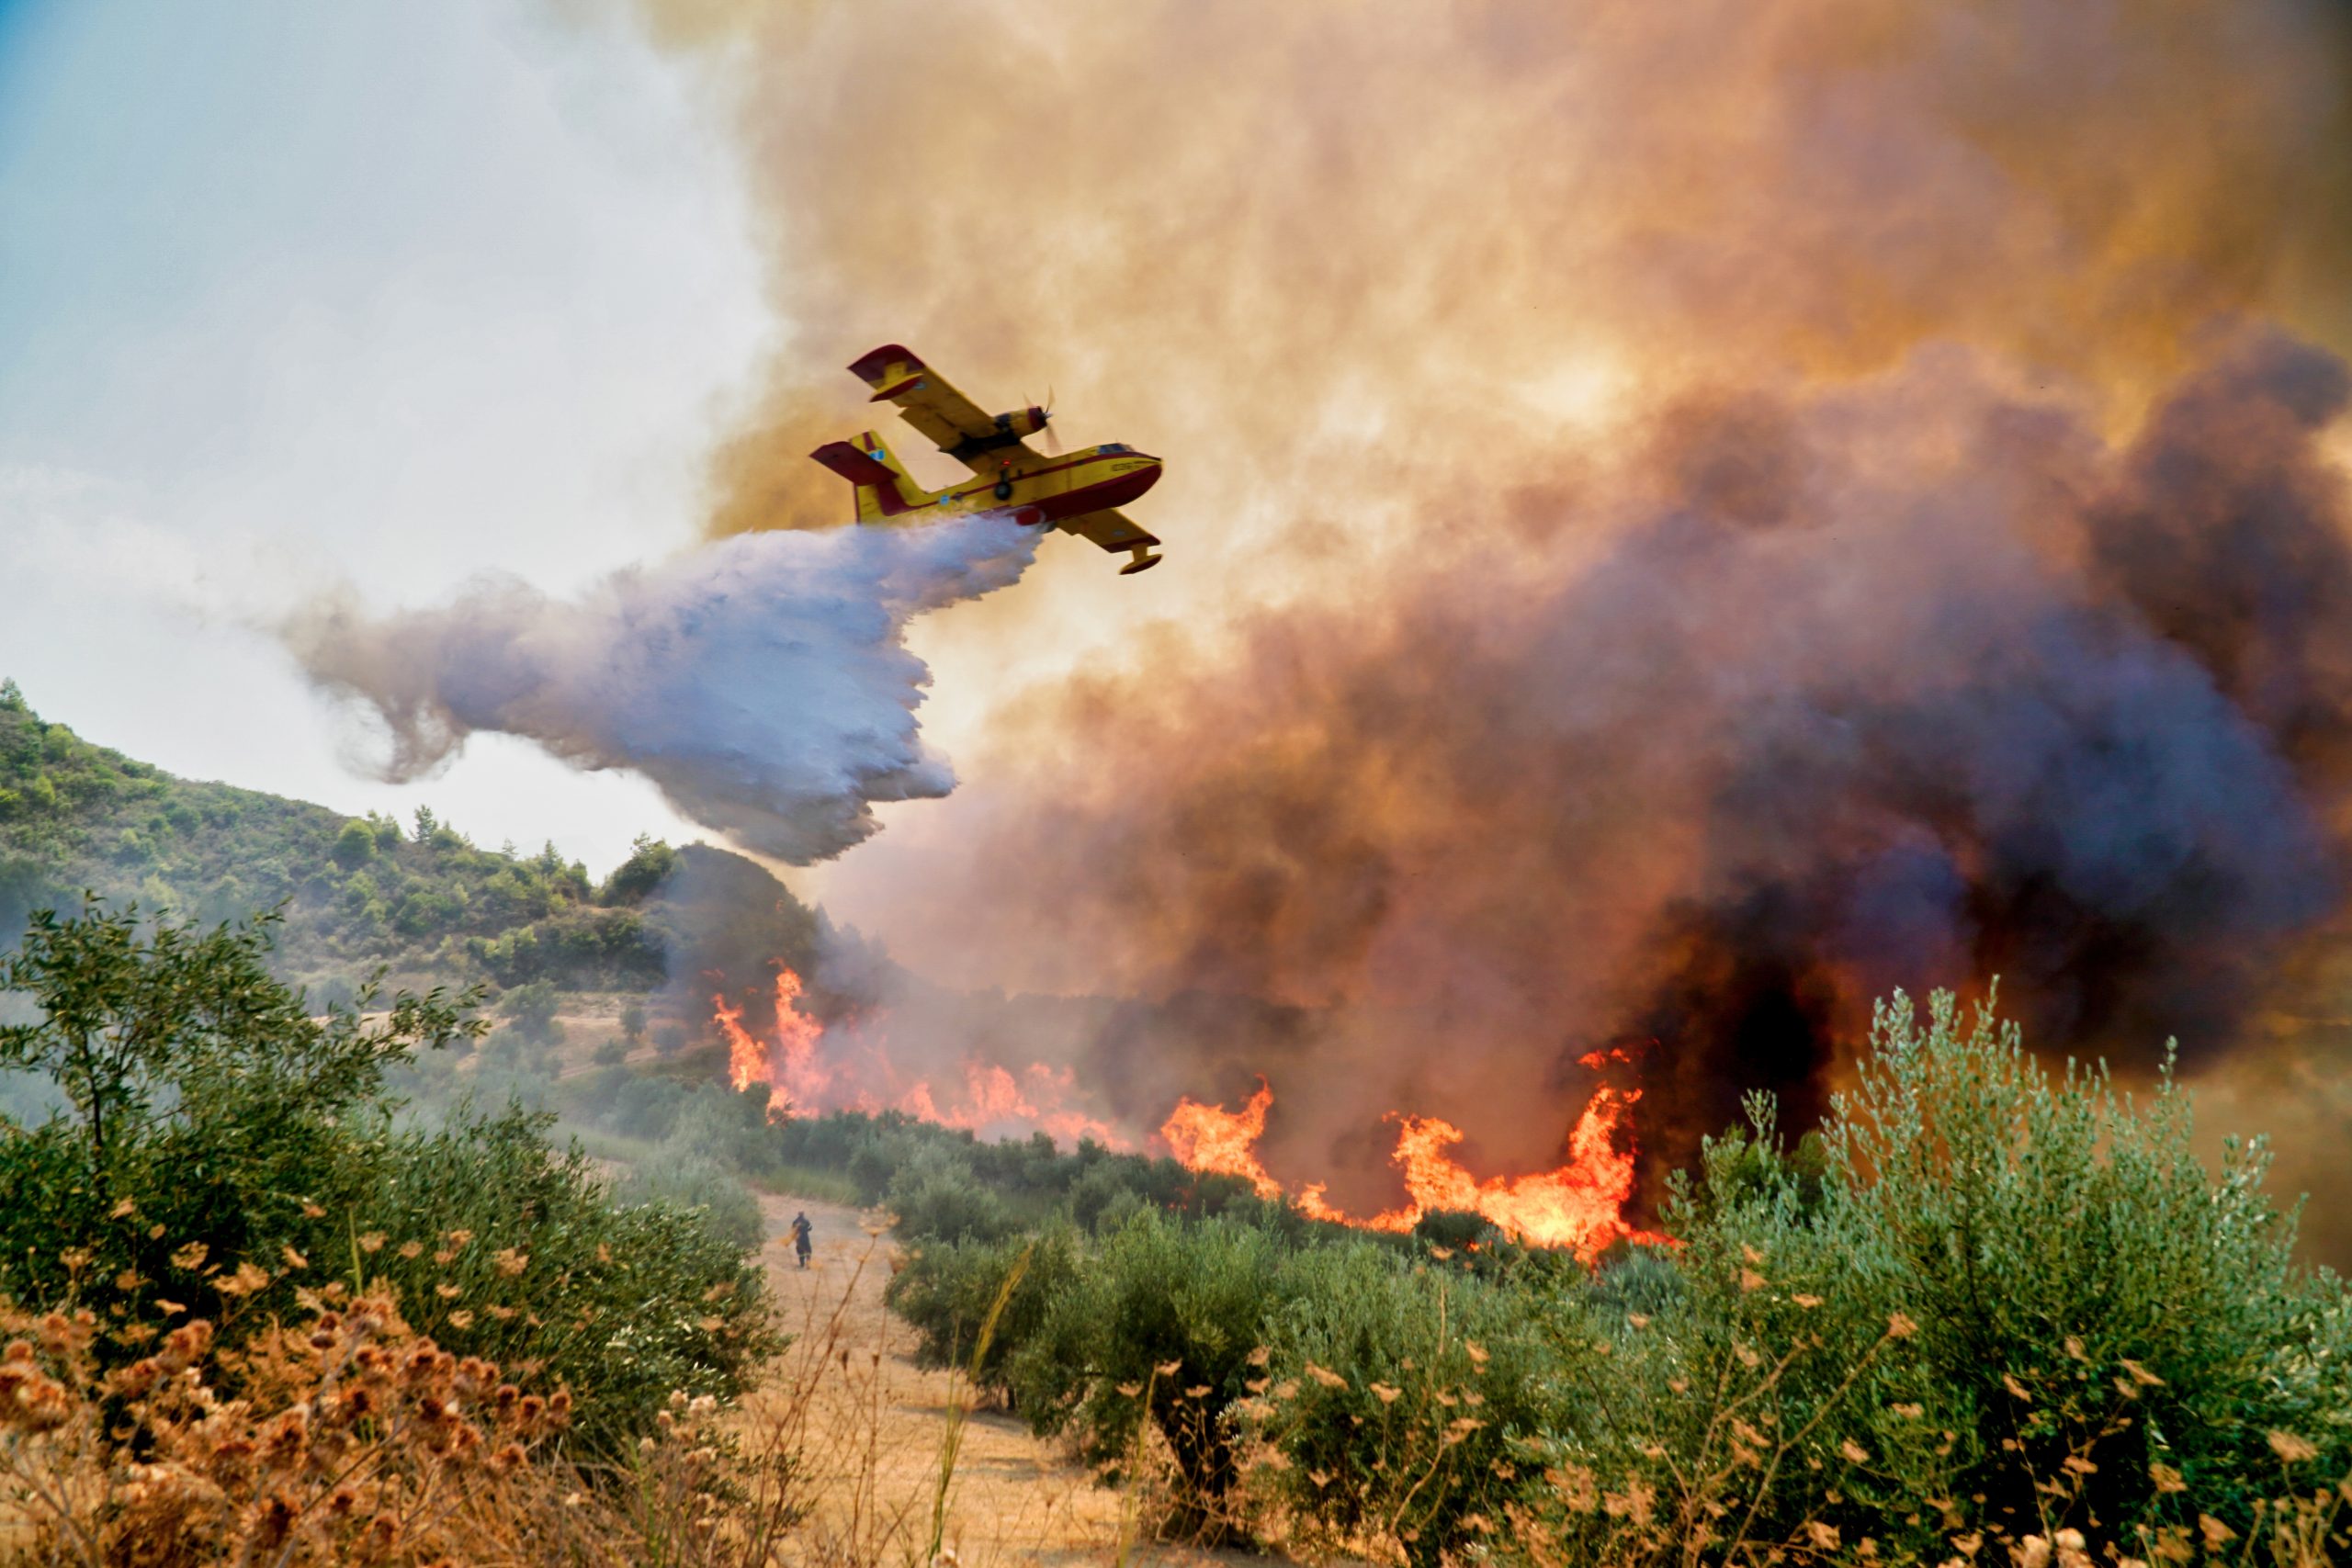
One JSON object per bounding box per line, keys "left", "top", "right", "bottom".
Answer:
{"left": 1100, "top": 443, "right": 1129, "bottom": 455}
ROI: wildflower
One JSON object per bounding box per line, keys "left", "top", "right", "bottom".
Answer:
{"left": 1841, "top": 1438, "right": 1871, "bottom": 1463}
{"left": 357, "top": 1232, "right": 387, "bottom": 1254}
{"left": 1794, "top": 1292, "right": 1823, "bottom": 1309}
{"left": 109, "top": 1197, "right": 138, "bottom": 1219}
{"left": 399, "top": 1241, "right": 424, "bottom": 1260}
{"left": 1306, "top": 1362, "right": 1349, "bottom": 1390}
{"left": 2267, "top": 1430, "right": 2318, "bottom": 1464}
{"left": 1739, "top": 1268, "right": 1767, "bottom": 1292}
{"left": 1370, "top": 1382, "right": 1401, "bottom": 1404}
{"left": 2119, "top": 1359, "right": 2165, "bottom": 1387}
{"left": 1807, "top": 1521, "right": 1841, "bottom": 1551}
{"left": 1887, "top": 1313, "right": 1917, "bottom": 1339}
{"left": 2198, "top": 1516, "right": 2234, "bottom": 1550}
{"left": 218, "top": 1261, "right": 272, "bottom": 1298}
{"left": 281, "top": 1246, "right": 309, "bottom": 1270}
{"left": 447, "top": 1311, "right": 475, "bottom": 1329}
{"left": 2015, "top": 1535, "right": 2051, "bottom": 1568}
{"left": 2001, "top": 1373, "right": 2033, "bottom": 1402}
{"left": 1115, "top": 1382, "right": 1142, "bottom": 1398}
{"left": 2148, "top": 1462, "right": 2185, "bottom": 1494}
{"left": 493, "top": 1247, "right": 529, "bottom": 1278}
{"left": 1603, "top": 1481, "right": 1657, "bottom": 1527}
{"left": 1893, "top": 1403, "right": 1924, "bottom": 1418}
{"left": 301, "top": 1202, "right": 327, "bottom": 1219}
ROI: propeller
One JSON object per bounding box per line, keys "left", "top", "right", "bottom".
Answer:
{"left": 1033, "top": 388, "right": 1063, "bottom": 456}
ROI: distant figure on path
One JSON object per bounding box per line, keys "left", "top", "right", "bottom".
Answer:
{"left": 790, "top": 1211, "right": 813, "bottom": 1269}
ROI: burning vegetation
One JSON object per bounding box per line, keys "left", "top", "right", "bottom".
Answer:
{"left": 708, "top": 964, "right": 1654, "bottom": 1256}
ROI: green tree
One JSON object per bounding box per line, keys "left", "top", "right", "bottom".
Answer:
{"left": 499, "top": 978, "right": 562, "bottom": 1043}
{"left": 330, "top": 818, "right": 378, "bottom": 871}
{"left": 0, "top": 899, "right": 481, "bottom": 1329}
{"left": 602, "top": 833, "right": 676, "bottom": 905}
{"left": 620, "top": 1001, "right": 648, "bottom": 1043}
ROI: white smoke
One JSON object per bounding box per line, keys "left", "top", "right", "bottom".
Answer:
{"left": 284, "top": 517, "right": 1042, "bottom": 863}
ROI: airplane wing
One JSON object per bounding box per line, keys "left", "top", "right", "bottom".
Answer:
{"left": 1063, "top": 508, "right": 1161, "bottom": 553}
{"left": 846, "top": 344, "right": 1030, "bottom": 472}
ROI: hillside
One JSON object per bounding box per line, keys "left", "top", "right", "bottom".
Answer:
{"left": 0, "top": 679, "right": 818, "bottom": 1006}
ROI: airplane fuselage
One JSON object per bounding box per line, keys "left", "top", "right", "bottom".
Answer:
{"left": 904, "top": 445, "right": 1163, "bottom": 529}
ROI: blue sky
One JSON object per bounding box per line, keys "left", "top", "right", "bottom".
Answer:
{"left": 0, "top": 0, "right": 771, "bottom": 871}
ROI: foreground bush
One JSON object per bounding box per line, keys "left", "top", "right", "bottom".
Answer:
{"left": 0, "top": 1289, "right": 809, "bottom": 1567}
{"left": 859, "top": 988, "right": 2352, "bottom": 1566}
{"left": 887, "top": 1224, "right": 1081, "bottom": 1407}
{"left": 0, "top": 902, "right": 773, "bottom": 1458}
{"left": 366, "top": 1105, "right": 775, "bottom": 1457}
{"left": 1241, "top": 1240, "right": 1571, "bottom": 1563}
{"left": 1006, "top": 1211, "right": 1288, "bottom": 1538}
{"left": 1512, "top": 989, "right": 2352, "bottom": 1567}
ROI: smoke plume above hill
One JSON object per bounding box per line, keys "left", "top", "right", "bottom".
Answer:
{"left": 602, "top": 0, "right": 2352, "bottom": 1212}
{"left": 286, "top": 519, "right": 1037, "bottom": 863}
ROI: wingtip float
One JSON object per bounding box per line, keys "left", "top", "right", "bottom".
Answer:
{"left": 810, "top": 345, "right": 1165, "bottom": 576}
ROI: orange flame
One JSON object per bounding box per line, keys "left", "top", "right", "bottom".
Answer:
{"left": 712, "top": 966, "right": 829, "bottom": 1105}
{"left": 1159, "top": 1077, "right": 1282, "bottom": 1198}
{"left": 706, "top": 971, "right": 1128, "bottom": 1146}
{"left": 1159, "top": 1070, "right": 1650, "bottom": 1258}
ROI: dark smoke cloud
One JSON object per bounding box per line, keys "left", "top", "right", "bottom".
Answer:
{"left": 569, "top": 0, "right": 2352, "bottom": 1226}
{"left": 286, "top": 519, "right": 1037, "bottom": 863}
{"left": 829, "top": 334, "right": 2352, "bottom": 1210}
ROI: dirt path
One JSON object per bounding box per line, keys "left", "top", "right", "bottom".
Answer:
{"left": 747, "top": 1191, "right": 1251, "bottom": 1567}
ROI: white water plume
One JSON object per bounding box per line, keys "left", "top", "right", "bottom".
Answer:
{"left": 283, "top": 517, "right": 1041, "bottom": 863}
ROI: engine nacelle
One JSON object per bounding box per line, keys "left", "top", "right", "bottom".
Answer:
{"left": 991, "top": 406, "right": 1051, "bottom": 439}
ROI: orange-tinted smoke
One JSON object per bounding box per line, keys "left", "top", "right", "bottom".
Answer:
{"left": 616, "top": 0, "right": 2352, "bottom": 1222}
{"left": 635, "top": 0, "right": 2352, "bottom": 554}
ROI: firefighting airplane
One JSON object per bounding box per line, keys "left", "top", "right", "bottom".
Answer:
{"left": 809, "top": 344, "right": 1166, "bottom": 574}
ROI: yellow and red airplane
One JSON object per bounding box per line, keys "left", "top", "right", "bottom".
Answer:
{"left": 810, "top": 345, "right": 1165, "bottom": 575}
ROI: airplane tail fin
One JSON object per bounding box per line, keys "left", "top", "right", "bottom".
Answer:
{"left": 808, "top": 432, "right": 932, "bottom": 522}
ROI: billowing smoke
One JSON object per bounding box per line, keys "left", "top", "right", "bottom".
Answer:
{"left": 576, "top": 0, "right": 2352, "bottom": 1222}
{"left": 820, "top": 334, "right": 2352, "bottom": 1208}
{"left": 287, "top": 518, "right": 1038, "bottom": 863}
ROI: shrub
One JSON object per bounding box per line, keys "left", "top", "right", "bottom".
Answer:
{"left": 885, "top": 1145, "right": 1020, "bottom": 1245}
{"left": 499, "top": 978, "right": 563, "bottom": 1043}
{"left": 887, "top": 1224, "right": 1080, "bottom": 1406}
{"left": 0, "top": 1291, "right": 577, "bottom": 1564}
{"left": 0, "top": 1288, "right": 811, "bottom": 1565}
{"left": 0, "top": 903, "right": 775, "bottom": 1461}
{"left": 362, "top": 1103, "right": 775, "bottom": 1457}
{"left": 1009, "top": 1211, "right": 1286, "bottom": 1539}
{"left": 331, "top": 818, "right": 378, "bottom": 871}
{"left": 615, "top": 1142, "right": 767, "bottom": 1257}
{"left": 0, "top": 901, "right": 479, "bottom": 1339}
{"left": 1511, "top": 989, "right": 2352, "bottom": 1567}
{"left": 1242, "top": 1242, "right": 1567, "bottom": 1563}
